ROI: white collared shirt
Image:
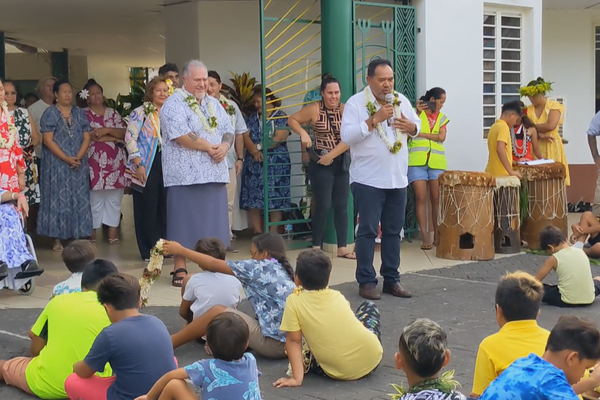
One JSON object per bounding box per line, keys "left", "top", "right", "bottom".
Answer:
{"left": 341, "top": 87, "right": 421, "bottom": 189}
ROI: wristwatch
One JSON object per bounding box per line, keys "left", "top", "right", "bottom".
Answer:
{"left": 256, "top": 143, "right": 263, "bottom": 151}
{"left": 237, "top": 157, "right": 244, "bottom": 162}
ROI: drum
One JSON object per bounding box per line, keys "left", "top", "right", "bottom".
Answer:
{"left": 436, "top": 171, "right": 495, "bottom": 261}
{"left": 494, "top": 176, "right": 521, "bottom": 254}
{"left": 517, "top": 162, "right": 568, "bottom": 250}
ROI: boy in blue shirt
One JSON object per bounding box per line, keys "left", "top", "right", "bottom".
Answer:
{"left": 138, "top": 312, "right": 261, "bottom": 400}
{"left": 480, "top": 315, "right": 600, "bottom": 400}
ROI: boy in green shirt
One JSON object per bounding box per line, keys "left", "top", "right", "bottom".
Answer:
{"left": 0, "top": 259, "right": 117, "bottom": 399}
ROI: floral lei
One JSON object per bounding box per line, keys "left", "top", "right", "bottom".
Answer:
{"left": 143, "top": 102, "right": 161, "bottom": 144}
{"left": 364, "top": 88, "right": 403, "bottom": 154}
{"left": 175, "top": 88, "right": 218, "bottom": 132}
{"left": 139, "top": 239, "right": 165, "bottom": 307}
{"left": 219, "top": 95, "right": 236, "bottom": 127}
{"left": 0, "top": 101, "right": 18, "bottom": 149}
{"left": 389, "top": 370, "right": 461, "bottom": 399}
{"left": 165, "top": 79, "right": 175, "bottom": 96}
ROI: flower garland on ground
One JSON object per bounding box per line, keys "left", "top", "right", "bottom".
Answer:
{"left": 364, "top": 88, "right": 403, "bottom": 154}
{"left": 139, "top": 239, "right": 165, "bottom": 307}
{"left": 219, "top": 95, "right": 237, "bottom": 127}
{"left": 389, "top": 370, "right": 461, "bottom": 399}
{"left": 0, "top": 101, "right": 18, "bottom": 149}
{"left": 519, "top": 77, "right": 553, "bottom": 97}
{"left": 143, "top": 102, "right": 162, "bottom": 145}
{"left": 175, "top": 88, "right": 218, "bottom": 132}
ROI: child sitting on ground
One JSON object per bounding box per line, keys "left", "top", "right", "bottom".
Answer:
{"left": 65, "top": 274, "right": 177, "bottom": 400}
{"left": 179, "top": 238, "right": 242, "bottom": 324}
{"left": 53, "top": 239, "right": 97, "bottom": 296}
{"left": 536, "top": 226, "right": 600, "bottom": 307}
{"left": 273, "top": 249, "right": 383, "bottom": 388}
{"left": 392, "top": 318, "right": 467, "bottom": 400}
{"left": 66, "top": 273, "right": 177, "bottom": 400}
{"left": 570, "top": 211, "right": 600, "bottom": 258}
{"left": 0, "top": 259, "right": 116, "bottom": 399}
{"left": 136, "top": 312, "right": 261, "bottom": 400}
{"left": 470, "top": 271, "right": 549, "bottom": 398}
{"left": 480, "top": 315, "right": 600, "bottom": 399}
{"left": 164, "top": 233, "right": 296, "bottom": 360}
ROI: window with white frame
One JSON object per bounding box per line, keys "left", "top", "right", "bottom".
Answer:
{"left": 483, "top": 11, "right": 522, "bottom": 138}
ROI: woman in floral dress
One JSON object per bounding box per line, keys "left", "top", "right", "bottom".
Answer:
{"left": 240, "top": 87, "right": 291, "bottom": 233}
{"left": 4, "top": 81, "right": 41, "bottom": 208}
{"left": 0, "top": 78, "right": 25, "bottom": 194}
{"left": 82, "top": 79, "right": 127, "bottom": 244}
{"left": 38, "top": 79, "right": 93, "bottom": 251}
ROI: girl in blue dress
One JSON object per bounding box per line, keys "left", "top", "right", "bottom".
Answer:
{"left": 240, "top": 87, "right": 291, "bottom": 233}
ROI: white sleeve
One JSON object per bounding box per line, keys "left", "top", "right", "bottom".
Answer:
{"left": 341, "top": 97, "right": 373, "bottom": 145}
{"left": 182, "top": 275, "right": 197, "bottom": 302}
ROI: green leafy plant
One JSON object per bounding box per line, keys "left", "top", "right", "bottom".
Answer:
{"left": 221, "top": 71, "right": 257, "bottom": 117}
{"left": 105, "top": 80, "right": 146, "bottom": 119}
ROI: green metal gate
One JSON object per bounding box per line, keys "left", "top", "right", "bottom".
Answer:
{"left": 352, "top": 1, "right": 419, "bottom": 240}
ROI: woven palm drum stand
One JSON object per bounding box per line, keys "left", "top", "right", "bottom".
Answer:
{"left": 436, "top": 171, "right": 495, "bottom": 260}
{"left": 517, "top": 162, "right": 568, "bottom": 250}
{"left": 493, "top": 176, "right": 521, "bottom": 254}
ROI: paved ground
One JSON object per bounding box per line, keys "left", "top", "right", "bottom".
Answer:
{"left": 2, "top": 253, "right": 600, "bottom": 399}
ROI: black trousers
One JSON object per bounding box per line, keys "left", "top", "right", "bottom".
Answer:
{"left": 132, "top": 155, "right": 167, "bottom": 260}
{"left": 543, "top": 282, "right": 600, "bottom": 308}
{"left": 307, "top": 156, "right": 350, "bottom": 248}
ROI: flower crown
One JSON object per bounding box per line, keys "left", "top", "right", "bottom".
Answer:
{"left": 519, "top": 77, "right": 553, "bottom": 97}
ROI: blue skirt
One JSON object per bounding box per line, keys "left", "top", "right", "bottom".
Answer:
{"left": 166, "top": 183, "right": 230, "bottom": 250}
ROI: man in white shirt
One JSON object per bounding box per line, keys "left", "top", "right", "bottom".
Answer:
{"left": 587, "top": 110, "right": 600, "bottom": 214}
{"left": 341, "top": 59, "right": 421, "bottom": 300}
{"left": 207, "top": 70, "right": 247, "bottom": 252}
{"left": 28, "top": 76, "right": 57, "bottom": 160}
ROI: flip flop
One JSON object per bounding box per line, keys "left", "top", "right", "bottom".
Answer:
{"left": 53, "top": 242, "right": 63, "bottom": 252}
{"left": 170, "top": 268, "right": 188, "bottom": 288}
{"left": 108, "top": 238, "right": 120, "bottom": 245}
{"left": 421, "top": 243, "right": 434, "bottom": 250}
{"left": 337, "top": 253, "right": 356, "bottom": 260}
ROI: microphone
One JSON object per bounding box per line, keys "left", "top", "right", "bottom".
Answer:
{"left": 384, "top": 93, "right": 395, "bottom": 125}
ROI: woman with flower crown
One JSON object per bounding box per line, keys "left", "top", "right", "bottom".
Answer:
{"left": 520, "top": 78, "right": 569, "bottom": 185}
{"left": 125, "top": 76, "right": 170, "bottom": 261}
{"left": 38, "top": 79, "right": 93, "bottom": 252}
{"left": 81, "top": 79, "right": 127, "bottom": 245}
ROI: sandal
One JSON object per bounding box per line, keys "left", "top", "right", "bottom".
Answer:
{"left": 420, "top": 243, "right": 434, "bottom": 250}
{"left": 108, "top": 238, "right": 120, "bottom": 245}
{"left": 53, "top": 241, "right": 63, "bottom": 252}
{"left": 337, "top": 253, "right": 356, "bottom": 260}
{"left": 170, "top": 268, "right": 188, "bottom": 287}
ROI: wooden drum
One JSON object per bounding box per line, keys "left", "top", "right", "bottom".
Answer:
{"left": 494, "top": 176, "right": 521, "bottom": 254}
{"left": 517, "top": 162, "right": 568, "bottom": 250}
{"left": 436, "top": 171, "right": 495, "bottom": 261}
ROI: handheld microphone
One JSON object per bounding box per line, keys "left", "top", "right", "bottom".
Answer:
{"left": 384, "top": 93, "right": 395, "bottom": 125}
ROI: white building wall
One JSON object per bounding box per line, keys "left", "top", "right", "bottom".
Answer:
{"left": 542, "top": 9, "right": 597, "bottom": 165}
{"left": 413, "top": 0, "right": 542, "bottom": 172}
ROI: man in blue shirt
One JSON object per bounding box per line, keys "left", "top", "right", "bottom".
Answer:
{"left": 480, "top": 315, "right": 600, "bottom": 400}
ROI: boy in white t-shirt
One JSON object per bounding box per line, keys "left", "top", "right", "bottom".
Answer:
{"left": 52, "top": 240, "right": 97, "bottom": 297}
{"left": 179, "top": 238, "right": 242, "bottom": 324}
{"left": 535, "top": 226, "right": 600, "bottom": 307}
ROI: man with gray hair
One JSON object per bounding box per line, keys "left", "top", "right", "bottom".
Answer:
{"left": 160, "top": 60, "right": 235, "bottom": 287}
{"left": 28, "top": 76, "right": 57, "bottom": 160}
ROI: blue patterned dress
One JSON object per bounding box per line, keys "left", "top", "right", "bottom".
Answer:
{"left": 37, "top": 106, "right": 93, "bottom": 239}
{"left": 0, "top": 189, "right": 35, "bottom": 289}
{"left": 240, "top": 110, "right": 291, "bottom": 211}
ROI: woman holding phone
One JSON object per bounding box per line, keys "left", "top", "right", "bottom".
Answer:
{"left": 408, "top": 87, "right": 448, "bottom": 250}
{"left": 288, "top": 73, "right": 354, "bottom": 258}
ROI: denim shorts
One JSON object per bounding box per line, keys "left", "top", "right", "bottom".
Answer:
{"left": 407, "top": 165, "right": 444, "bottom": 184}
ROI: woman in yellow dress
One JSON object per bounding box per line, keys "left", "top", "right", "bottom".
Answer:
{"left": 519, "top": 78, "right": 569, "bottom": 185}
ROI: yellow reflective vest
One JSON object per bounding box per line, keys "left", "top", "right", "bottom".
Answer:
{"left": 408, "top": 111, "right": 449, "bottom": 169}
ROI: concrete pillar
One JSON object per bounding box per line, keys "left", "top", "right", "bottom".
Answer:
{"left": 163, "top": 2, "right": 201, "bottom": 70}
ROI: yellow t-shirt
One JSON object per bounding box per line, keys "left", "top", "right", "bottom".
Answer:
{"left": 485, "top": 119, "right": 512, "bottom": 177}
{"left": 280, "top": 288, "right": 383, "bottom": 380}
{"left": 554, "top": 247, "right": 596, "bottom": 305}
{"left": 26, "top": 291, "right": 112, "bottom": 399}
{"left": 472, "top": 320, "right": 549, "bottom": 395}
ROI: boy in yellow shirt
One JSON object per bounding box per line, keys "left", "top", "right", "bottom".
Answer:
{"left": 273, "top": 249, "right": 383, "bottom": 388}
{"left": 470, "top": 271, "right": 549, "bottom": 398}
{"left": 485, "top": 100, "right": 523, "bottom": 178}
